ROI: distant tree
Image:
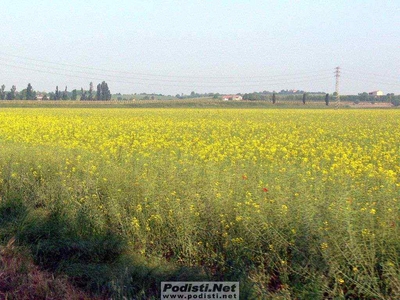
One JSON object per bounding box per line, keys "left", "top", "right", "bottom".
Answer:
{"left": 250, "top": 93, "right": 260, "bottom": 100}
{"left": 100, "top": 81, "right": 111, "bottom": 100}
{"left": 47, "top": 92, "right": 55, "bottom": 100}
{"left": 302, "top": 93, "right": 306, "bottom": 105}
{"left": 325, "top": 93, "right": 329, "bottom": 106}
{"left": 62, "top": 86, "right": 69, "bottom": 100}
{"left": 26, "top": 83, "right": 35, "bottom": 100}
{"left": 42, "top": 94, "right": 49, "bottom": 100}
{"left": 71, "top": 89, "right": 77, "bottom": 100}
{"left": 80, "top": 88, "right": 87, "bottom": 100}
{"left": 359, "top": 92, "right": 369, "bottom": 102}
{"left": 96, "top": 84, "right": 101, "bottom": 100}
{"left": 391, "top": 95, "right": 400, "bottom": 106}
{"left": 88, "top": 82, "right": 94, "bottom": 100}
{"left": 175, "top": 94, "right": 181, "bottom": 99}
{"left": 6, "top": 85, "right": 16, "bottom": 100}
{"left": 272, "top": 92, "right": 276, "bottom": 104}
{"left": 1, "top": 84, "right": 6, "bottom": 100}
{"left": 18, "top": 89, "right": 27, "bottom": 100}
{"left": 54, "top": 86, "right": 60, "bottom": 100}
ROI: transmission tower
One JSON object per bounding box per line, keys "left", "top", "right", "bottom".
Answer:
{"left": 334, "top": 67, "right": 340, "bottom": 109}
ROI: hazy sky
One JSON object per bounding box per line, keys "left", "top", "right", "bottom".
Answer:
{"left": 1, "top": 0, "right": 399, "bottom": 95}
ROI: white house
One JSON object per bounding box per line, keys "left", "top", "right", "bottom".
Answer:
{"left": 36, "top": 94, "right": 45, "bottom": 100}
{"left": 369, "top": 90, "right": 384, "bottom": 96}
{"left": 222, "top": 95, "right": 243, "bottom": 101}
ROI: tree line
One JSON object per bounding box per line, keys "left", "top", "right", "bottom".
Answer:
{"left": 0, "top": 84, "right": 33, "bottom": 100}
{"left": 176, "top": 91, "right": 221, "bottom": 99}
{"left": 241, "top": 92, "right": 330, "bottom": 105}
{"left": 240, "top": 92, "right": 400, "bottom": 106}
{"left": 0, "top": 81, "right": 111, "bottom": 101}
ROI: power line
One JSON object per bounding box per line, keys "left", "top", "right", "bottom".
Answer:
{"left": 342, "top": 75, "right": 400, "bottom": 87}
{"left": 0, "top": 51, "right": 332, "bottom": 80}
{"left": 0, "top": 57, "right": 333, "bottom": 84}
{"left": 344, "top": 69, "right": 400, "bottom": 81}
{"left": 0, "top": 61, "right": 332, "bottom": 89}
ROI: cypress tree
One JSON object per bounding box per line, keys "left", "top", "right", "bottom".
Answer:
{"left": 96, "top": 84, "right": 101, "bottom": 100}
{"left": 26, "top": 83, "right": 34, "bottom": 100}
{"left": 0, "top": 85, "right": 5, "bottom": 100}
{"left": 80, "top": 88, "right": 87, "bottom": 101}
{"left": 62, "top": 86, "right": 69, "bottom": 100}
{"left": 88, "top": 82, "right": 94, "bottom": 100}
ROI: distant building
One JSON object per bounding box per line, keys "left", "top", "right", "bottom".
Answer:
{"left": 36, "top": 94, "right": 45, "bottom": 100}
{"left": 222, "top": 95, "right": 243, "bottom": 101}
{"left": 369, "top": 90, "right": 384, "bottom": 96}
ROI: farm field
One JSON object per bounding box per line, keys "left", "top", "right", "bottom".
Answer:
{"left": 0, "top": 108, "right": 399, "bottom": 299}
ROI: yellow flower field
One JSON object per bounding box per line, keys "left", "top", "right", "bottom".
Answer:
{"left": 0, "top": 108, "right": 398, "bottom": 298}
